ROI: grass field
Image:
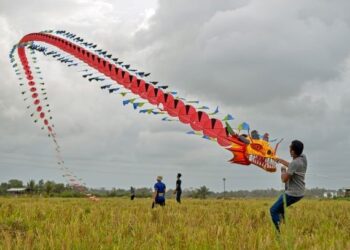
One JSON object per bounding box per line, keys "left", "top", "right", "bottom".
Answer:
{"left": 0, "top": 197, "right": 349, "bottom": 249}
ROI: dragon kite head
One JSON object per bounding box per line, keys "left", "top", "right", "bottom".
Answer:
{"left": 226, "top": 134, "right": 279, "bottom": 172}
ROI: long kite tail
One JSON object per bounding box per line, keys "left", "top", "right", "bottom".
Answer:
{"left": 14, "top": 31, "right": 233, "bottom": 148}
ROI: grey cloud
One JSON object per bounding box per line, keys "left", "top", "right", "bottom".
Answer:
{"left": 1, "top": 0, "right": 350, "bottom": 191}
{"left": 133, "top": 0, "right": 350, "bottom": 107}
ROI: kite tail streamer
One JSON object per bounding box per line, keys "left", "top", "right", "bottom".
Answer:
{"left": 11, "top": 41, "right": 98, "bottom": 201}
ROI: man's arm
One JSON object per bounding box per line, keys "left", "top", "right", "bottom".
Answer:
{"left": 152, "top": 190, "right": 157, "bottom": 201}
{"left": 153, "top": 184, "right": 157, "bottom": 201}
{"left": 276, "top": 157, "right": 290, "bottom": 167}
{"left": 275, "top": 157, "right": 291, "bottom": 182}
{"left": 174, "top": 182, "right": 179, "bottom": 194}
{"left": 281, "top": 166, "right": 291, "bottom": 183}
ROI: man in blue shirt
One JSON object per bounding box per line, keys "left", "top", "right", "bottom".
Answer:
{"left": 152, "top": 176, "right": 166, "bottom": 208}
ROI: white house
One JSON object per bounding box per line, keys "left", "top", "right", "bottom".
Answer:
{"left": 7, "top": 187, "right": 27, "bottom": 194}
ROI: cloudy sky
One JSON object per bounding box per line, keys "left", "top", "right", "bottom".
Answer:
{"left": 1, "top": 0, "right": 350, "bottom": 192}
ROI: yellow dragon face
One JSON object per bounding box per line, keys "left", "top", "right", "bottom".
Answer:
{"left": 227, "top": 135, "right": 279, "bottom": 172}
{"left": 246, "top": 139, "right": 278, "bottom": 172}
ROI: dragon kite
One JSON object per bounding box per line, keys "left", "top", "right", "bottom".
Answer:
{"left": 10, "top": 30, "right": 281, "bottom": 188}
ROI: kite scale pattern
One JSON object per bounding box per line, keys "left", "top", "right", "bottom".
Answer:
{"left": 10, "top": 30, "right": 281, "bottom": 185}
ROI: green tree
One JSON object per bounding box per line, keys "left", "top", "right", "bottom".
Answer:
{"left": 108, "top": 188, "right": 117, "bottom": 197}
{"left": 38, "top": 179, "right": 44, "bottom": 193}
{"left": 136, "top": 188, "right": 152, "bottom": 198}
{"left": 27, "top": 179, "right": 36, "bottom": 193}
{"left": 196, "top": 186, "right": 210, "bottom": 199}
{"left": 44, "top": 181, "right": 55, "bottom": 195}
{"left": 0, "top": 182, "right": 9, "bottom": 194}
{"left": 8, "top": 179, "right": 23, "bottom": 188}
{"left": 53, "top": 183, "right": 65, "bottom": 193}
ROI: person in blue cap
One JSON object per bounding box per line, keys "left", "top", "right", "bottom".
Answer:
{"left": 152, "top": 176, "right": 166, "bottom": 208}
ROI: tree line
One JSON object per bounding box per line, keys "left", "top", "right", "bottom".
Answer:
{"left": 0, "top": 179, "right": 343, "bottom": 198}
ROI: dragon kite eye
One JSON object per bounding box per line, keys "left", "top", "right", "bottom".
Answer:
{"left": 267, "top": 150, "right": 272, "bottom": 155}
{"left": 251, "top": 143, "right": 263, "bottom": 151}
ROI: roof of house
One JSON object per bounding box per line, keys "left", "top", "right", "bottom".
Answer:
{"left": 7, "top": 188, "right": 27, "bottom": 192}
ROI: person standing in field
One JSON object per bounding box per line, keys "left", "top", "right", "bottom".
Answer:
{"left": 130, "top": 186, "right": 135, "bottom": 200}
{"left": 270, "top": 140, "right": 307, "bottom": 232}
{"left": 173, "top": 173, "right": 182, "bottom": 203}
{"left": 152, "top": 176, "right": 166, "bottom": 208}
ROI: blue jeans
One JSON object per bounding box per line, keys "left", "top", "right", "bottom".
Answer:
{"left": 270, "top": 193, "right": 303, "bottom": 231}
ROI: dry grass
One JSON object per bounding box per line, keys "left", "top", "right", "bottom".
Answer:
{"left": 0, "top": 197, "right": 349, "bottom": 249}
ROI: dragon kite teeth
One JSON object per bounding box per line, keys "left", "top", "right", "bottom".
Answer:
{"left": 11, "top": 30, "right": 282, "bottom": 184}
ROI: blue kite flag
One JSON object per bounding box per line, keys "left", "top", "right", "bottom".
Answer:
{"left": 209, "top": 106, "right": 219, "bottom": 115}
{"left": 139, "top": 109, "right": 148, "bottom": 113}
{"left": 123, "top": 98, "right": 137, "bottom": 106}
{"left": 152, "top": 111, "right": 164, "bottom": 115}
{"left": 161, "top": 117, "right": 176, "bottom": 122}
{"left": 132, "top": 102, "right": 145, "bottom": 110}
{"left": 123, "top": 100, "right": 130, "bottom": 106}
{"left": 238, "top": 122, "right": 250, "bottom": 131}
{"left": 223, "top": 114, "right": 234, "bottom": 121}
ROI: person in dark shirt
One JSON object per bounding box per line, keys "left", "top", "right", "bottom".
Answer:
{"left": 152, "top": 176, "right": 166, "bottom": 208}
{"left": 173, "top": 173, "right": 182, "bottom": 203}
{"left": 130, "top": 186, "right": 135, "bottom": 200}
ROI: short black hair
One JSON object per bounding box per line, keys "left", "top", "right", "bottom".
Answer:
{"left": 177, "top": 173, "right": 182, "bottom": 178}
{"left": 290, "top": 140, "right": 304, "bottom": 156}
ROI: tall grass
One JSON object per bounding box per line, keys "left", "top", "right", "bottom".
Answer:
{"left": 0, "top": 197, "right": 349, "bottom": 249}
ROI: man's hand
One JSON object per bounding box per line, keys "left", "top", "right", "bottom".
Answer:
{"left": 281, "top": 166, "right": 287, "bottom": 173}
{"left": 275, "top": 157, "right": 289, "bottom": 167}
